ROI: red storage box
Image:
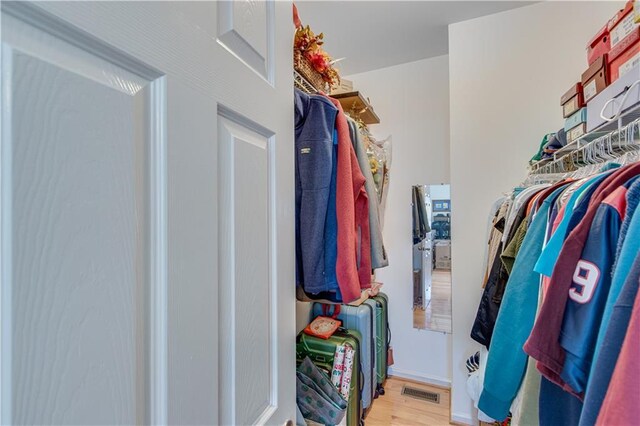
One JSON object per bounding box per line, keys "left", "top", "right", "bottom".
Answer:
{"left": 610, "top": 26, "right": 640, "bottom": 61}
{"left": 610, "top": 40, "right": 640, "bottom": 81}
{"left": 608, "top": 26, "right": 640, "bottom": 82}
{"left": 587, "top": 24, "right": 610, "bottom": 65}
{"left": 609, "top": 1, "right": 637, "bottom": 50}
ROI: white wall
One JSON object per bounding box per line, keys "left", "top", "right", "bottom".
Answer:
{"left": 448, "top": 2, "right": 622, "bottom": 424}
{"left": 349, "top": 55, "right": 452, "bottom": 386}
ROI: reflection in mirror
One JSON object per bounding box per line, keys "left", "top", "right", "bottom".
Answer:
{"left": 412, "top": 184, "right": 452, "bottom": 333}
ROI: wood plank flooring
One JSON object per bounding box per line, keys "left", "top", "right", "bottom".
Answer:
{"left": 366, "top": 377, "right": 451, "bottom": 425}
{"left": 414, "top": 269, "right": 452, "bottom": 332}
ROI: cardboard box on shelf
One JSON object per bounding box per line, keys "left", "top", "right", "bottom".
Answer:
{"left": 587, "top": 24, "right": 610, "bottom": 66}
{"left": 609, "top": 26, "right": 640, "bottom": 62}
{"left": 608, "top": 24, "right": 640, "bottom": 82}
{"left": 561, "top": 83, "right": 585, "bottom": 118}
{"left": 567, "top": 123, "right": 587, "bottom": 143}
{"left": 582, "top": 55, "right": 609, "bottom": 102}
{"left": 330, "top": 79, "right": 353, "bottom": 95}
{"left": 609, "top": 39, "right": 640, "bottom": 81}
{"left": 609, "top": 1, "right": 637, "bottom": 50}
{"left": 564, "top": 108, "right": 587, "bottom": 133}
{"left": 587, "top": 1, "right": 636, "bottom": 66}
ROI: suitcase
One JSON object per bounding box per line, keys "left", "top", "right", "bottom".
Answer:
{"left": 297, "top": 329, "right": 364, "bottom": 426}
{"left": 312, "top": 302, "right": 377, "bottom": 412}
{"left": 372, "top": 292, "right": 390, "bottom": 393}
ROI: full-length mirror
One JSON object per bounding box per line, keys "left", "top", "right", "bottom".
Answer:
{"left": 412, "top": 184, "right": 452, "bottom": 333}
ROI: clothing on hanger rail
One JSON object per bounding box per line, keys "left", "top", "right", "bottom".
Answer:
{"left": 475, "top": 153, "right": 640, "bottom": 423}
{"left": 294, "top": 88, "right": 388, "bottom": 304}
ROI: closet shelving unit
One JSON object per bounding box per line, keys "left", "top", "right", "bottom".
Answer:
{"left": 294, "top": 69, "right": 320, "bottom": 94}
{"left": 294, "top": 71, "right": 382, "bottom": 126}
{"left": 332, "top": 92, "right": 381, "bottom": 125}
{"left": 529, "top": 103, "right": 640, "bottom": 175}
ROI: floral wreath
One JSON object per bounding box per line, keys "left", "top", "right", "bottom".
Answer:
{"left": 293, "top": 4, "right": 340, "bottom": 87}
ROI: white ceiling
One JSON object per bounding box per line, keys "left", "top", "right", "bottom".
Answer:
{"left": 296, "top": 1, "right": 536, "bottom": 75}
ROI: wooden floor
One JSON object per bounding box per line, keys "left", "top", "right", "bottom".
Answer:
{"left": 413, "top": 269, "right": 452, "bottom": 333}
{"left": 366, "top": 376, "right": 451, "bottom": 426}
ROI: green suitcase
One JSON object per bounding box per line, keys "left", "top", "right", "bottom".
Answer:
{"left": 372, "top": 292, "right": 390, "bottom": 394}
{"left": 296, "top": 328, "right": 364, "bottom": 426}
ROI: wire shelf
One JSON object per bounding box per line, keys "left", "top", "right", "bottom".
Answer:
{"left": 529, "top": 102, "right": 640, "bottom": 175}
{"left": 294, "top": 69, "right": 320, "bottom": 94}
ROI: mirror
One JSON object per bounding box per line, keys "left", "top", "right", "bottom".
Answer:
{"left": 412, "top": 184, "right": 452, "bottom": 333}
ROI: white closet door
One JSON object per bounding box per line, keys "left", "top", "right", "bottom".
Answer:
{"left": 0, "top": 1, "right": 295, "bottom": 424}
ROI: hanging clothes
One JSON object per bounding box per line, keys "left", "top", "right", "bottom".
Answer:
{"left": 412, "top": 186, "right": 430, "bottom": 244}
{"left": 294, "top": 89, "right": 338, "bottom": 294}
{"left": 524, "top": 162, "right": 640, "bottom": 392}
{"left": 581, "top": 251, "right": 640, "bottom": 426}
{"left": 471, "top": 185, "right": 547, "bottom": 348}
{"left": 478, "top": 183, "right": 567, "bottom": 420}
{"left": 324, "top": 95, "right": 372, "bottom": 301}
{"left": 474, "top": 161, "right": 640, "bottom": 425}
{"left": 594, "top": 272, "right": 640, "bottom": 426}
{"left": 294, "top": 88, "right": 375, "bottom": 303}
{"left": 557, "top": 176, "right": 640, "bottom": 394}
{"left": 348, "top": 117, "right": 388, "bottom": 269}
{"left": 482, "top": 198, "right": 510, "bottom": 287}
{"left": 591, "top": 177, "right": 640, "bottom": 357}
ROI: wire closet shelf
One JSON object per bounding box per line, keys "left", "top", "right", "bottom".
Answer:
{"left": 529, "top": 104, "right": 640, "bottom": 176}
{"left": 294, "top": 69, "right": 320, "bottom": 94}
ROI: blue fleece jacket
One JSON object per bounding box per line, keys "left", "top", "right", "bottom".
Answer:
{"left": 479, "top": 186, "right": 566, "bottom": 420}
{"left": 294, "top": 89, "right": 338, "bottom": 293}
{"left": 579, "top": 252, "right": 640, "bottom": 426}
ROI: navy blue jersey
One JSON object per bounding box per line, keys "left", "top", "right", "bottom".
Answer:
{"left": 559, "top": 179, "right": 635, "bottom": 393}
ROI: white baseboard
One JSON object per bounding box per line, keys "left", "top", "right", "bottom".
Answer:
{"left": 387, "top": 366, "right": 452, "bottom": 388}
{"left": 451, "top": 413, "right": 474, "bottom": 425}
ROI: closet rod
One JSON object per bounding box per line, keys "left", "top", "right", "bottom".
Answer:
{"left": 529, "top": 118, "right": 640, "bottom": 175}
{"left": 530, "top": 102, "right": 640, "bottom": 174}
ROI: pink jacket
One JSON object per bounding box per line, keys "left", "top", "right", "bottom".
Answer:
{"left": 324, "top": 95, "right": 371, "bottom": 302}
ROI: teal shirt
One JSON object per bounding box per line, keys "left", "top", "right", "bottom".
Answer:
{"left": 479, "top": 185, "right": 567, "bottom": 421}
{"left": 534, "top": 172, "right": 612, "bottom": 277}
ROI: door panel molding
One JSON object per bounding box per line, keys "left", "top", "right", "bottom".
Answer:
{"left": 0, "top": 43, "right": 15, "bottom": 426}
{"left": 1, "top": 2, "right": 162, "bottom": 81}
{"left": 217, "top": 0, "right": 275, "bottom": 84}
{"left": 217, "top": 111, "right": 277, "bottom": 425}
{"left": 1, "top": 6, "right": 168, "bottom": 424}
{"left": 1, "top": 2, "right": 295, "bottom": 424}
{"left": 147, "top": 77, "right": 169, "bottom": 426}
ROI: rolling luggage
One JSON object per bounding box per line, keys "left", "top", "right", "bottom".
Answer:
{"left": 297, "top": 329, "right": 364, "bottom": 426}
{"left": 312, "top": 302, "right": 377, "bottom": 412}
{"left": 372, "top": 292, "right": 390, "bottom": 393}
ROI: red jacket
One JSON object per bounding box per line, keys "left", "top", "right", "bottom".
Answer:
{"left": 324, "top": 95, "right": 371, "bottom": 302}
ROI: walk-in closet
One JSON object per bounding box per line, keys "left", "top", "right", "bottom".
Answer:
{"left": 1, "top": 1, "right": 639, "bottom": 426}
